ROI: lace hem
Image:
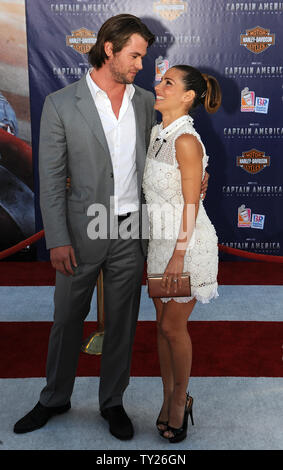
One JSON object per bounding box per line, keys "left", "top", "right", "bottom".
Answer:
{"left": 160, "top": 285, "right": 219, "bottom": 305}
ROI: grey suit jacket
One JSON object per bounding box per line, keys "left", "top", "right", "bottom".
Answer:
{"left": 38, "top": 74, "right": 155, "bottom": 263}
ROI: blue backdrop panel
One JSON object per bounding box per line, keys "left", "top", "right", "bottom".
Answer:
{"left": 25, "top": 0, "right": 283, "bottom": 260}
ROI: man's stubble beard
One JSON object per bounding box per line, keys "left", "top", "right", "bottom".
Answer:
{"left": 109, "top": 59, "right": 134, "bottom": 85}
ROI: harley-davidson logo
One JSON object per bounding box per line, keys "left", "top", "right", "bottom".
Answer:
{"left": 240, "top": 26, "right": 275, "bottom": 54}
{"left": 153, "top": 0, "right": 187, "bottom": 21}
{"left": 66, "top": 28, "right": 97, "bottom": 54}
{"left": 236, "top": 149, "right": 270, "bottom": 174}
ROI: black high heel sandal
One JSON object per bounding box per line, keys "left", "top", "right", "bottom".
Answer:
{"left": 156, "top": 411, "right": 168, "bottom": 436}
{"left": 164, "top": 393, "right": 194, "bottom": 444}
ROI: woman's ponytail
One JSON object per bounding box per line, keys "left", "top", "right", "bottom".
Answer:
{"left": 173, "top": 65, "right": 222, "bottom": 114}
{"left": 202, "top": 73, "right": 222, "bottom": 114}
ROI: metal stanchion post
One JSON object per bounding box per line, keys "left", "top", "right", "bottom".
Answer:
{"left": 81, "top": 270, "right": 104, "bottom": 355}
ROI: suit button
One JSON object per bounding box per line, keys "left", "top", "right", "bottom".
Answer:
{"left": 110, "top": 172, "right": 113, "bottom": 178}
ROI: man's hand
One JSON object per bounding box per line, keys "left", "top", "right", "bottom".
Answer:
{"left": 201, "top": 171, "right": 209, "bottom": 200}
{"left": 50, "top": 245, "right": 77, "bottom": 276}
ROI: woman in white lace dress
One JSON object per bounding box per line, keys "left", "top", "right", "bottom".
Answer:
{"left": 143, "top": 65, "right": 221, "bottom": 443}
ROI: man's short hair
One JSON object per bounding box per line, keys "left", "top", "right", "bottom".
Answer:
{"left": 88, "top": 14, "right": 155, "bottom": 69}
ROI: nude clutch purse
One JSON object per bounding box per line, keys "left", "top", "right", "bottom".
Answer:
{"left": 147, "top": 273, "right": 191, "bottom": 298}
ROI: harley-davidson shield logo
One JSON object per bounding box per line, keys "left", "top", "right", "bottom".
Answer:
{"left": 153, "top": 0, "right": 187, "bottom": 21}
{"left": 240, "top": 26, "right": 275, "bottom": 54}
{"left": 66, "top": 28, "right": 97, "bottom": 54}
{"left": 236, "top": 149, "right": 270, "bottom": 174}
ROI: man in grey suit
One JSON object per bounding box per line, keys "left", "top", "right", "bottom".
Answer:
{"left": 14, "top": 14, "right": 156, "bottom": 441}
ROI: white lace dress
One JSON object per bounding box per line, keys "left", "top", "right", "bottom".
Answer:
{"left": 142, "top": 115, "right": 219, "bottom": 304}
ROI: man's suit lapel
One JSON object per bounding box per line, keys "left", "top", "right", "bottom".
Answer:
{"left": 132, "top": 88, "right": 147, "bottom": 192}
{"left": 75, "top": 75, "right": 111, "bottom": 159}
{"left": 75, "top": 77, "right": 147, "bottom": 197}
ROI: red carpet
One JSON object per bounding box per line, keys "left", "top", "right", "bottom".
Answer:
{"left": 1, "top": 321, "right": 282, "bottom": 378}
{"left": 0, "top": 261, "right": 283, "bottom": 285}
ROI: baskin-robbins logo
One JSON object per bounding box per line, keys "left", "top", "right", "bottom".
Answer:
{"left": 254, "top": 97, "right": 270, "bottom": 113}
{"left": 240, "top": 26, "right": 275, "bottom": 54}
{"left": 153, "top": 0, "right": 188, "bottom": 21}
{"left": 241, "top": 87, "right": 269, "bottom": 113}
{"left": 155, "top": 56, "right": 169, "bottom": 81}
{"left": 251, "top": 214, "right": 265, "bottom": 229}
{"left": 238, "top": 205, "right": 265, "bottom": 229}
{"left": 66, "top": 28, "right": 97, "bottom": 54}
{"left": 236, "top": 149, "right": 270, "bottom": 174}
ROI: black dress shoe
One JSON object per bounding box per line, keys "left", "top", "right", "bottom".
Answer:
{"left": 101, "top": 405, "right": 134, "bottom": 440}
{"left": 13, "top": 401, "right": 71, "bottom": 434}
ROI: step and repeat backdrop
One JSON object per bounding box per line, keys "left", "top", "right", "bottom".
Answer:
{"left": 25, "top": 0, "right": 283, "bottom": 260}
{"left": 0, "top": 0, "right": 34, "bottom": 258}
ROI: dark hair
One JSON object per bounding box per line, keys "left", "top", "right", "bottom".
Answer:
{"left": 173, "top": 65, "right": 222, "bottom": 113}
{"left": 88, "top": 14, "right": 155, "bottom": 69}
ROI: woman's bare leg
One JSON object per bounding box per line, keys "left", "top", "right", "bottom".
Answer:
{"left": 153, "top": 298, "right": 174, "bottom": 431}
{"left": 159, "top": 298, "right": 196, "bottom": 438}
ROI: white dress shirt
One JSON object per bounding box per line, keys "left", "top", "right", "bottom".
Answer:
{"left": 86, "top": 70, "right": 139, "bottom": 215}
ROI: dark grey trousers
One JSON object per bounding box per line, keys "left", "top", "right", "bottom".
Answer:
{"left": 39, "top": 236, "right": 145, "bottom": 410}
